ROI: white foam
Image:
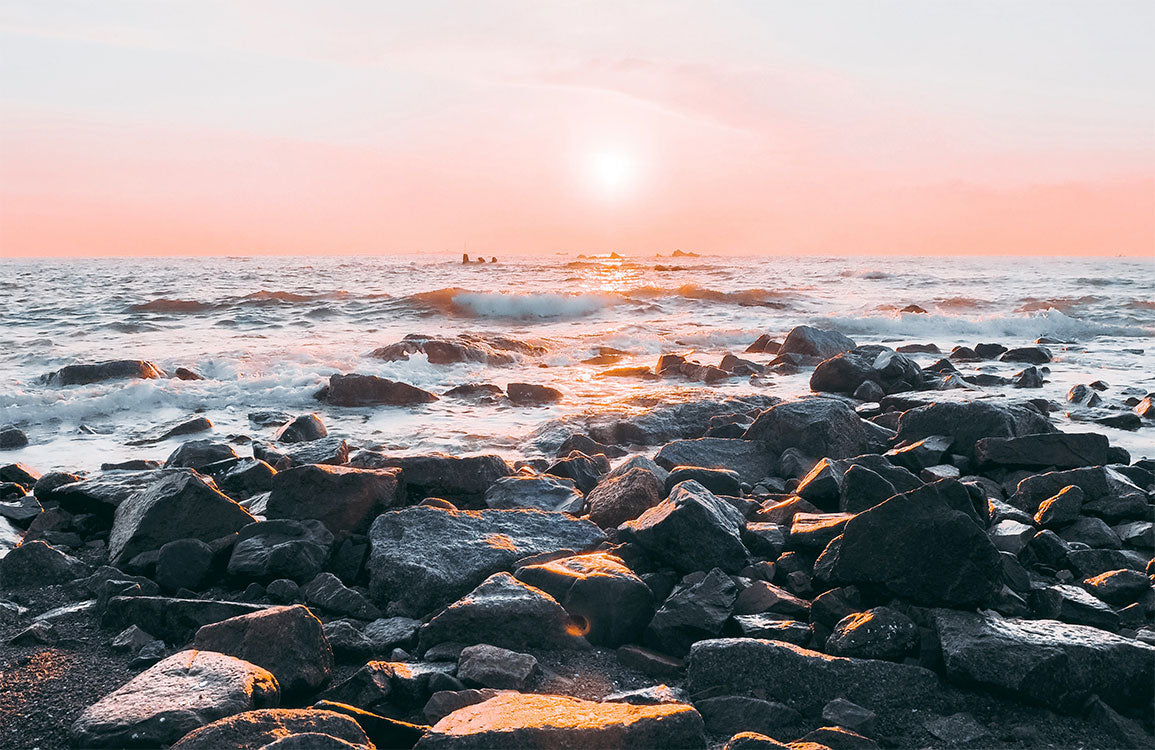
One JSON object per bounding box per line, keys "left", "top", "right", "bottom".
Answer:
{"left": 451, "top": 292, "right": 613, "bottom": 319}
{"left": 822, "top": 308, "right": 1151, "bottom": 342}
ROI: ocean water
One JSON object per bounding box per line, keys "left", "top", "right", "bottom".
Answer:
{"left": 1, "top": 253, "right": 1152, "bottom": 472}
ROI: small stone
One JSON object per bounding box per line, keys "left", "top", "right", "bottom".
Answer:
{"left": 456, "top": 644, "right": 538, "bottom": 689}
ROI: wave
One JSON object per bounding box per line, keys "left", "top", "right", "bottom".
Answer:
{"left": 627, "top": 284, "right": 793, "bottom": 308}
{"left": 129, "top": 298, "right": 216, "bottom": 313}
{"left": 825, "top": 308, "right": 1150, "bottom": 341}
{"left": 1015, "top": 296, "right": 1101, "bottom": 314}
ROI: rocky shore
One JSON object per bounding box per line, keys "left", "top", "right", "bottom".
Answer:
{"left": 0, "top": 324, "right": 1152, "bottom": 749}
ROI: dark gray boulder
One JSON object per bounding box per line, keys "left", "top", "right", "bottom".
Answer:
{"left": 974, "top": 432, "right": 1112, "bottom": 469}
{"left": 44, "top": 359, "right": 163, "bottom": 386}
{"left": 228, "top": 519, "right": 334, "bottom": 583}
{"left": 349, "top": 452, "right": 512, "bottom": 508}
{"left": 0, "top": 427, "right": 29, "bottom": 450}
{"left": 825, "top": 606, "right": 919, "bottom": 661}
{"left": 275, "top": 414, "right": 328, "bottom": 443}
{"left": 546, "top": 452, "right": 610, "bottom": 494}
{"left": 155, "top": 538, "right": 214, "bottom": 593}
{"left": 102, "top": 596, "right": 268, "bottom": 643}
{"left": 169, "top": 709, "right": 371, "bottom": 750}
{"left": 645, "top": 568, "right": 738, "bottom": 656}
{"left": 265, "top": 464, "right": 402, "bottom": 534}
{"left": 895, "top": 401, "right": 1055, "bottom": 460}
{"left": 320, "top": 373, "right": 439, "bottom": 406}
{"left": 164, "top": 440, "right": 239, "bottom": 470}
{"left": 484, "top": 475, "right": 583, "bottom": 513}
{"left": 743, "top": 399, "right": 867, "bottom": 460}
{"left": 1012, "top": 466, "right": 1148, "bottom": 521}
{"left": 585, "top": 467, "right": 663, "bottom": 528}
{"left": 1000, "top": 346, "right": 1052, "bottom": 364}
{"left": 781, "top": 326, "right": 856, "bottom": 359}
{"left": 655, "top": 439, "right": 775, "bottom": 486}
{"left": 811, "top": 347, "right": 924, "bottom": 397}
{"left": 619, "top": 481, "right": 749, "bottom": 575}
{"left": 0, "top": 540, "right": 90, "bottom": 587}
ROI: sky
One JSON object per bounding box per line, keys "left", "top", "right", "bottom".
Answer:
{"left": 0, "top": 1, "right": 1152, "bottom": 257}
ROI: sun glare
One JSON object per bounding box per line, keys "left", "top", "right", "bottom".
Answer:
{"left": 586, "top": 150, "right": 637, "bottom": 197}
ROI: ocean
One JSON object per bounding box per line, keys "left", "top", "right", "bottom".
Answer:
{"left": 1, "top": 253, "right": 1152, "bottom": 472}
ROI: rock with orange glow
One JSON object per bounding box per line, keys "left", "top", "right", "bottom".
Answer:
{"left": 619, "top": 480, "right": 749, "bottom": 575}
{"left": 169, "top": 709, "right": 371, "bottom": 750}
{"left": 108, "top": 469, "right": 255, "bottom": 565}
{"left": 42, "top": 359, "right": 164, "bottom": 386}
{"left": 415, "top": 692, "right": 706, "bottom": 749}
{"left": 265, "top": 464, "right": 402, "bottom": 534}
{"left": 825, "top": 606, "right": 919, "bottom": 662}
{"left": 319, "top": 373, "right": 439, "bottom": 407}
{"left": 743, "top": 399, "right": 868, "bottom": 461}
{"left": 585, "top": 467, "right": 663, "bottom": 528}
{"left": 485, "top": 475, "right": 584, "bottom": 514}
{"left": 418, "top": 572, "right": 589, "bottom": 652}
{"left": 367, "top": 506, "right": 604, "bottom": 616}
{"left": 514, "top": 552, "right": 655, "bottom": 647}
{"left": 70, "top": 650, "right": 280, "bottom": 748}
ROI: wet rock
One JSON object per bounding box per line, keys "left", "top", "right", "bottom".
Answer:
{"left": 70, "top": 650, "right": 279, "bottom": 748}
{"left": 265, "top": 464, "right": 401, "bottom": 534}
{"left": 825, "top": 607, "right": 918, "bottom": 661}
{"left": 456, "top": 644, "right": 537, "bottom": 689}
{"left": 321, "top": 660, "right": 452, "bottom": 714}
{"left": 798, "top": 726, "right": 879, "bottom": 749}
{"left": 0, "top": 427, "right": 28, "bottom": 451}
{"left": 1033, "top": 485, "right": 1084, "bottom": 527}
{"left": 819, "top": 480, "right": 1001, "bottom": 607}
{"left": 665, "top": 466, "right": 742, "bottom": 497}
{"left": 368, "top": 505, "right": 604, "bottom": 616}
{"left": 811, "top": 347, "right": 924, "bottom": 397}
{"left": 102, "top": 596, "right": 267, "bottom": 643}
{"left": 619, "top": 480, "right": 749, "bottom": 575}
{"left": 228, "top": 519, "right": 334, "bottom": 583}
{"left": 696, "top": 695, "right": 801, "bottom": 739}
{"left": 1031, "top": 584, "right": 1120, "bottom": 631}
{"left": 1083, "top": 569, "right": 1151, "bottom": 605}
{"left": 1067, "top": 384, "right": 1104, "bottom": 407}
{"left": 727, "top": 615, "right": 810, "bottom": 645}
{"left": 419, "top": 572, "right": 587, "bottom": 651}
{"left": 687, "top": 638, "right": 943, "bottom": 715}
{"left": 256, "top": 437, "right": 351, "bottom": 468}
{"left": 838, "top": 465, "right": 897, "bottom": 514}
{"left": 975, "top": 432, "right": 1112, "bottom": 470}
{"left": 586, "top": 467, "right": 664, "bottom": 528}
{"left": 1135, "top": 396, "right": 1154, "bottom": 419}
{"left": 217, "top": 458, "right": 277, "bottom": 498}
{"left": 350, "top": 452, "right": 512, "bottom": 508}
{"left": 44, "top": 359, "right": 163, "bottom": 385}
{"left": 150, "top": 416, "right": 214, "bottom": 443}
{"left": 155, "top": 538, "right": 214, "bottom": 593}
{"left": 556, "top": 433, "right": 627, "bottom": 458}
{"left": 646, "top": 568, "right": 738, "bottom": 656}
{"left": 0, "top": 539, "right": 89, "bottom": 587}
{"left": 1011, "top": 366, "right": 1044, "bottom": 388}
{"left": 745, "top": 398, "right": 868, "bottom": 460}
{"left": 164, "top": 440, "right": 239, "bottom": 470}
{"left": 789, "top": 513, "right": 853, "bottom": 551}
{"left": 935, "top": 609, "right": 1155, "bottom": 714}
{"left": 1093, "top": 412, "right": 1142, "bottom": 431}
{"left": 655, "top": 439, "right": 775, "bottom": 486}
{"left": 781, "top": 326, "right": 856, "bottom": 359}
{"left": 170, "top": 708, "right": 371, "bottom": 750}
{"left": 0, "top": 462, "right": 39, "bottom": 487}
{"left": 415, "top": 692, "right": 706, "bottom": 749}
{"left": 1013, "top": 466, "right": 1147, "bottom": 521}
{"left": 108, "top": 470, "right": 254, "bottom": 565}
{"left": 275, "top": 414, "right": 328, "bottom": 443}
{"left": 194, "top": 604, "right": 333, "bottom": 697}
{"left": 372, "top": 334, "right": 519, "bottom": 367}
{"left": 1059, "top": 516, "right": 1121, "bottom": 549}
{"left": 989, "top": 519, "right": 1036, "bottom": 555}
{"left": 443, "top": 383, "right": 505, "bottom": 402}
{"left": 304, "top": 573, "right": 382, "bottom": 620}
{"left": 546, "top": 452, "right": 610, "bottom": 494}
{"left": 482, "top": 475, "right": 583, "bottom": 513}
{"left": 514, "top": 552, "right": 654, "bottom": 647}
{"left": 895, "top": 401, "right": 1054, "bottom": 460}
{"left": 507, "top": 382, "right": 563, "bottom": 404}
{"left": 320, "top": 373, "right": 439, "bottom": 407}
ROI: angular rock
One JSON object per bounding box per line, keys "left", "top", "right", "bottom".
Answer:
{"left": 546, "top": 452, "right": 610, "bottom": 494}
{"left": 155, "top": 538, "right": 214, "bottom": 593}
{"left": 1034, "top": 485, "right": 1084, "bottom": 527}
{"left": 350, "top": 452, "right": 512, "bottom": 508}
{"left": 655, "top": 439, "right": 775, "bottom": 486}
{"left": 164, "top": 440, "right": 239, "bottom": 470}
{"left": 1083, "top": 569, "right": 1151, "bottom": 606}
{"left": 303, "top": 573, "right": 381, "bottom": 620}
{"left": 821, "top": 698, "right": 876, "bottom": 737}
{"left": 1012, "top": 466, "right": 1147, "bottom": 521}
{"left": 228, "top": 519, "right": 334, "bottom": 583}
{"left": 320, "top": 373, "right": 439, "bottom": 406}
{"left": 975, "top": 432, "right": 1112, "bottom": 470}
{"left": 484, "top": 475, "right": 583, "bottom": 513}
{"left": 586, "top": 467, "right": 663, "bottom": 528}
{"left": 895, "top": 401, "right": 1054, "bottom": 460}
{"left": 727, "top": 616, "right": 811, "bottom": 646}
{"left": 275, "top": 414, "right": 328, "bottom": 443}
{"left": 456, "top": 644, "right": 537, "bottom": 690}
{"left": 620, "top": 481, "right": 749, "bottom": 575}
{"left": 732, "top": 581, "right": 810, "bottom": 618}
{"left": 743, "top": 399, "right": 867, "bottom": 460}
{"left": 646, "top": 568, "right": 738, "bottom": 657}
{"left": 1000, "top": 346, "right": 1052, "bottom": 364}
{"left": 781, "top": 326, "right": 856, "bottom": 359}
{"left": 102, "top": 596, "right": 267, "bottom": 644}
{"left": 0, "top": 427, "right": 29, "bottom": 450}
{"left": 825, "top": 607, "right": 918, "bottom": 661}
{"left": 0, "top": 539, "right": 89, "bottom": 587}
{"left": 70, "top": 650, "right": 279, "bottom": 748}
{"left": 695, "top": 695, "right": 801, "bottom": 739}
{"left": 169, "top": 708, "right": 370, "bottom": 750}
{"left": 265, "top": 464, "right": 402, "bottom": 534}
{"left": 507, "top": 382, "right": 563, "bottom": 404}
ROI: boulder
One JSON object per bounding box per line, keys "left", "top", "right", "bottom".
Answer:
{"left": 456, "top": 644, "right": 537, "bottom": 690}
{"left": 895, "top": 402, "right": 1054, "bottom": 460}
{"left": 934, "top": 610, "right": 1155, "bottom": 715}
{"left": 216, "top": 459, "right": 278, "bottom": 498}
{"left": 1034, "top": 486, "right": 1084, "bottom": 527}
{"left": 695, "top": 695, "right": 802, "bottom": 739}
{"left": 265, "top": 464, "right": 402, "bottom": 534}
{"left": 256, "top": 438, "right": 350, "bottom": 468}
{"left": 824, "top": 607, "right": 918, "bottom": 661}
{"left": 40, "top": 470, "right": 169, "bottom": 514}
{"left": 0, "top": 427, "right": 29, "bottom": 450}
{"left": 303, "top": 573, "right": 381, "bottom": 620}
{"left": 371, "top": 334, "right": 526, "bottom": 366}
{"left": 418, "top": 572, "right": 588, "bottom": 651}
{"left": 194, "top": 605, "right": 333, "bottom": 697}
{"left": 320, "top": 373, "right": 439, "bottom": 406}
{"left": 620, "top": 481, "right": 749, "bottom": 575}
{"left": 811, "top": 347, "right": 924, "bottom": 397}
{"left": 70, "top": 650, "right": 279, "bottom": 748}
{"left": 585, "top": 467, "right": 663, "bottom": 528}
{"left": 170, "top": 709, "right": 370, "bottom": 750}
{"left": 108, "top": 470, "right": 255, "bottom": 565}
{"left": 275, "top": 414, "right": 328, "bottom": 443}
{"left": 507, "top": 382, "right": 563, "bottom": 404}
{"left": 687, "top": 638, "right": 943, "bottom": 715}
{"left": 646, "top": 568, "right": 738, "bottom": 656}
{"left": 1000, "top": 346, "right": 1052, "bottom": 364}
{"left": 350, "top": 452, "right": 512, "bottom": 508}
{"left": 1012, "top": 466, "right": 1147, "bottom": 521}
{"left": 514, "top": 552, "right": 654, "bottom": 647}
{"left": 819, "top": 480, "right": 1002, "bottom": 607}
{"left": 655, "top": 439, "right": 775, "bottom": 486}
{"left": 155, "top": 538, "right": 214, "bottom": 593}
{"left": 546, "top": 452, "right": 610, "bottom": 494}
{"left": 1083, "top": 569, "right": 1151, "bottom": 606}
{"left": 228, "top": 519, "right": 334, "bottom": 583}
{"left": 102, "top": 596, "right": 267, "bottom": 644}
{"left": 367, "top": 506, "right": 605, "bottom": 616}
{"left": 0, "top": 539, "right": 89, "bottom": 587}
{"left": 44, "top": 359, "right": 163, "bottom": 385}
{"left": 974, "top": 432, "right": 1112, "bottom": 469}
{"left": 165, "top": 440, "right": 239, "bottom": 470}
{"left": 414, "top": 692, "right": 706, "bottom": 749}
{"left": 743, "top": 399, "right": 868, "bottom": 460}
{"left": 484, "top": 475, "right": 583, "bottom": 513}
{"left": 322, "top": 660, "right": 455, "bottom": 713}
{"left": 781, "top": 326, "right": 856, "bottom": 359}
{"left": 821, "top": 698, "right": 877, "bottom": 737}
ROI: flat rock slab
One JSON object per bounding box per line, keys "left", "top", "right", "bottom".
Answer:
{"left": 415, "top": 692, "right": 706, "bottom": 749}
{"left": 170, "top": 708, "right": 371, "bottom": 750}
{"left": 103, "top": 596, "right": 268, "bottom": 644}
{"left": 71, "top": 650, "right": 279, "bottom": 748}
{"left": 368, "top": 506, "right": 604, "bottom": 616}
{"left": 973, "top": 432, "right": 1112, "bottom": 469}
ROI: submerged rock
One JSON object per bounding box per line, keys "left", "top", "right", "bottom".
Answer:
{"left": 44, "top": 359, "right": 163, "bottom": 385}
{"left": 319, "top": 373, "right": 439, "bottom": 407}
{"left": 274, "top": 414, "right": 328, "bottom": 443}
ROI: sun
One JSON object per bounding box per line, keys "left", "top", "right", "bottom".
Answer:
{"left": 586, "top": 150, "right": 637, "bottom": 197}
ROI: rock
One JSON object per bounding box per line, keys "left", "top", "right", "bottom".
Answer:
{"left": 102, "top": 596, "right": 267, "bottom": 644}
{"left": 1034, "top": 485, "right": 1084, "bottom": 527}
{"left": 456, "top": 644, "right": 537, "bottom": 689}
{"left": 482, "top": 475, "right": 583, "bottom": 513}
{"left": 921, "top": 712, "right": 990, "bottom": 745}
{"left": 781, "top": 326, "right": 856, "bottom": 359}
{"left": 44, "top": 359, "right": 163, "bottom": 385}
{"left": 733, "top": 581, "right": 810, "bottom": 618}
{"left": 70, "top": 650, "right": 279, "bottom": 748}
{"left": 546, "top": 452, "right": 610, "bottom": 494}
{"left": 1136, "top": 396, "right": 1154, "bottom": 419}
{"left": 586, "top": 467, "right": 664, "bottom": 528}
{"left": 974, "top": 432, "right": 1112, "bottom": 469}
{"left": 811, "top": 347, "right": 924, "bottom": 397}
{"left": 350, "top": 452, "right": 512, "bottom": 508}
{"left": 507, "top": 382, "right": 563, "bottom": 404}
{"left": 514, "top": 552, "right": 654, "bottom": 647}
{"left": 839, "top": 465, "right": 898, "bottom": 514}
{"left": 367, "top": 506, "right": 605, "bottom": 616}
{"left": 1068, "top": 384, "right": 1104, "bottom": 407}
{"left": 1011, "top": 366, "right": 1044, "bottom": 388}
{"left": 934, "top": 609, "right": 1155, "bottom": 715}
{"left": 265, "top": 464, "right": 401, "bottom": 534}
{"left": 322, "top": 660, "right": 454, "bottom": 713}
{"left": 1000, "top": 346, "right": 1052, "bottom": 364}
{"left": 620, "top": 480, "right": 749, "bottom": 575}
{"left": 228, "top": 519, "right": 334, "bottom": 582}
{"left": 150, "top": 416, "right": 214, "bottom": 443}
{"left": 40, "top": 470, "right": 165, "bottom": 514}
{"left": 155, "top": 538, "right": 214, "bottom": 592}
{"left": 419, "top": 572, "right": 587, "bottom": 651}
{"left": 422, "top": 689, "right": 508, "bottom": 725}
{"left": 789, "top": 513, "right": 853, "bottom": 551}
{"left": 165, "top": 440, "right": 239, "bottom": 470}
{"left": 1067, "top": 548, "right": 1147, "bottom": 578}
{"left": 111, "top": 625, "right": 158, "bottom": 653}
{"left": 1059, "top": 516, "right": 1122, "bottom": 549}
{"left": 655, "top": 439, "right": 775, "bottom": 486}
{"left": 895, "top": 401, "right": 1054, "bottom": 459}
{"left": 722, "top": 732, "right": 789, "bottom": 749}
{"left": 1032, "top": 584, "right": 1120, "bottom": 631}
{"left": 256, "top": 437, "right": 351, "bottom": 468}
{"left": 304, "top": 573, "right": 381, "bottom": 620}
{"left": 798, "top": 726, "right": 879, "bottom": 749}
{"left": 108, "top": 470, "right": 254, "bottom": 565}
{"left": 0, "top": 462, "right": 39, "bottom": 487}
{"left": 989, "top": 519, "right": 1036, "bottom": 555}
{"left": 443, "top": 383, "right": 505, "bottom": 402}
{"left": 744, "top": 399, "right": 868, "bottom": 460}
{"left": 687, "top": 638, "right": 943, "bottom": 715}
{"left": 646, "top": 568, "right": 738, "bottom": 656}
{"left": 820, "top": 480, "right": 1002, "bottom": 607}
{"left": 1013, "top": 466, "right": 1147, "bottom": 520}
{"left": 193, "top": 605, "right": 333, "bottom": 697}
{"left": 821, "top": 698, "right": 876, "bottom": 736}
{"left": 414, "top": 692, "right": 706, "bottom": 749}
{"left": 0, "top": 427, "right": 28, "bottom": 450}
{"left": 275, "top": 414, "right": 328, "bottom": 443}
{"left": 556, "top": 433, "right": 627, "bottom": 458}
{"left": 170, "top": 708, "right": 371, "bottom": 750}
{"left": 825, "top": 607, "right": 918, "bottom": 661}
{"left": 1093, "top": 412, "right": 1142, "bottom": 431}
{"left": 320, "top": 373, "right": 439, "bottom": 406}
{"left": 217, "top": 459, "right": 278, "bottom": 498}
{"left": 695, "top": 695, "right": 801, "bottom": 739}
{"left": 0, "top": 539, "right": 89, "bottom": 587}
{"left": 603, "top": 685, "right": 687, "bottom": 705}
{"left": 728, "top": 616, "right": 810, "bottom": 645}
{"left": 1083, "top": 569, "right": 1151, "bottom": 605}
{"left": 311, "top": 701, "right": 428, "bottom": 750}
{"left": 663, "top": 467, "right": 741, "bottom": 498}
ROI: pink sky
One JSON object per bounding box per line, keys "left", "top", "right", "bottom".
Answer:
{"left": 1, "top": 2, "right": 1152, "bottom": 257}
